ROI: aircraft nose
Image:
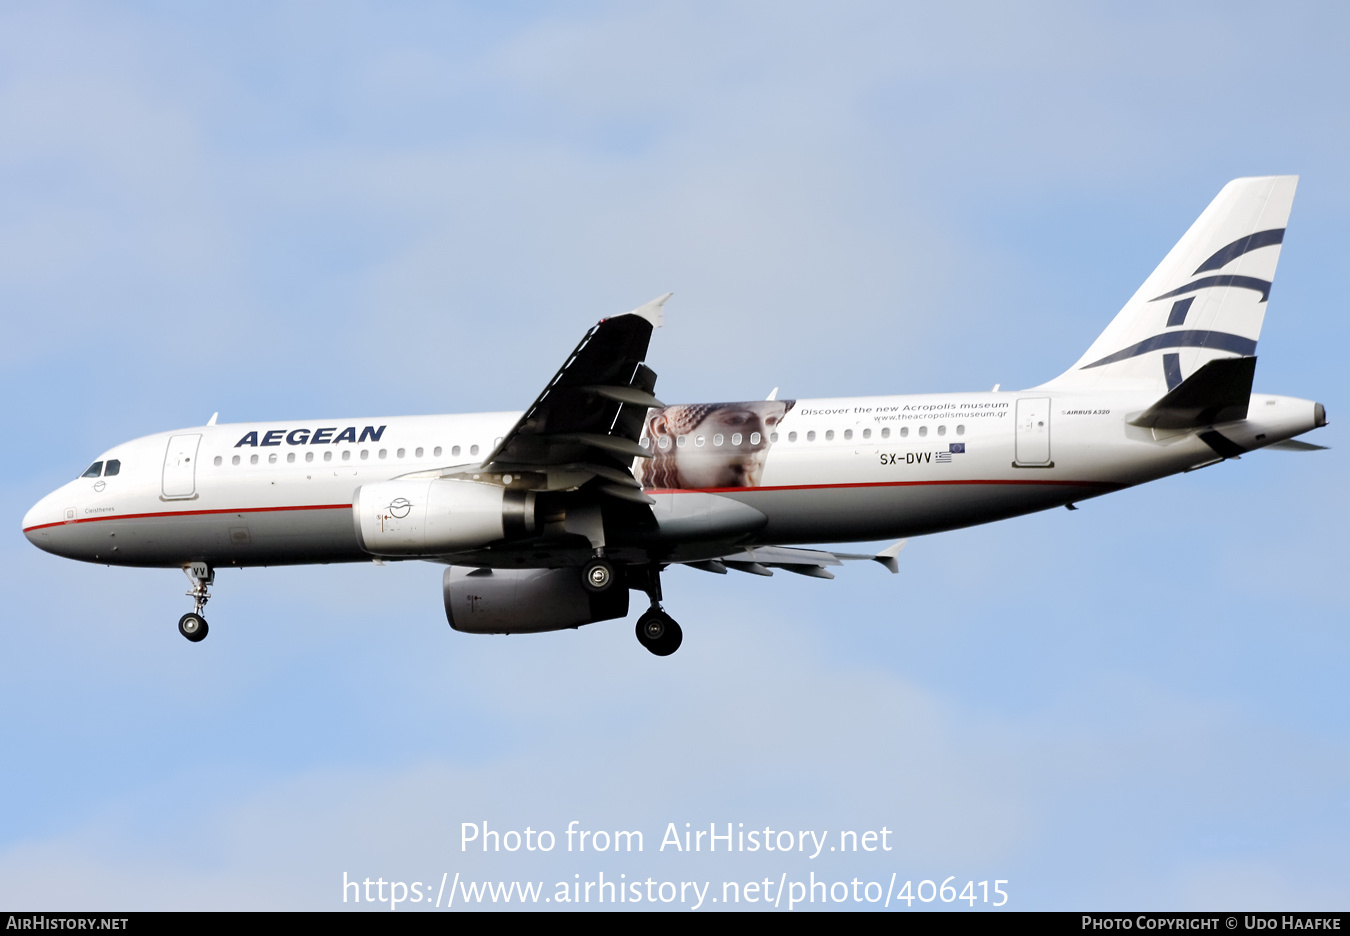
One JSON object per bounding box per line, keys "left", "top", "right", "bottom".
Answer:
{"left": 22, "top": 489, "right": 62, "bottom": 550}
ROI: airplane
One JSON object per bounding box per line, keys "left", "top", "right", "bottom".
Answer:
{"left": 21, "top": 175, "right": 1327, "bottom": 656}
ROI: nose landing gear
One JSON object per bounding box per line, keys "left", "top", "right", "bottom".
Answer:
{"left": 180, "top": 563, "right": 213, "bottom": 643}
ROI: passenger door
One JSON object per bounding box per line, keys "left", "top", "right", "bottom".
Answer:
{"left": 162, "top": 434, "right": 202, "bottom": 499}
{"left": 1014, "top": 398, "right": 1052, "bottom": 467}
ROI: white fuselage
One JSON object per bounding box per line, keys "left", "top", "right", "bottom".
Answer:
{"left": 21, "top": 389, "right": 1322, "bottom": 569}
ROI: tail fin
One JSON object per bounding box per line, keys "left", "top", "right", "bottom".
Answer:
{"left": 1039, "top": 176, "right": 1297, "bottom": 394}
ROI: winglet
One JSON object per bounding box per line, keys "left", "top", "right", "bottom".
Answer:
{"left": 873, "top": 540, "right": 907, "bottom": 574}
{"left": 625, "top": 293, "right": 672, "bottom": 329}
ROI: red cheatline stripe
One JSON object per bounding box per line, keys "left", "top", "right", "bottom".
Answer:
{"left": 23, "top": 503, "right": 352, "bottom": 534}
{"left": 644, "top": 479, "right": 1122, "bottom": 494}
{"left": 24, "top": 479, "right": 1120, "bottom": 533}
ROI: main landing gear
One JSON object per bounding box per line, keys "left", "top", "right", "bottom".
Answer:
{"left": 631, "top": 563, "right": 682, "bottom": 656}
{"left": 581, "top": 555, "right": 617, "bottom": 593}
{"left": 179, "top": 562, "right": 213, "bottom": 643}
{"left": 636, "top": 606, "right": 682, "bottom": 656}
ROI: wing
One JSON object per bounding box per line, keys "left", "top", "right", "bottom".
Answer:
{"left": 680, "top": 541, "right": 907, "bottom": 578}
{"left": 471, "top": 294, "right": 672, "bottom": 499}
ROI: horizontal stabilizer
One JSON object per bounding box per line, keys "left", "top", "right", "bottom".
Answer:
{"left": 1129, "top": 356, "right": 1256, "bottom": 429}
{"left": 1265, "top": 438, "right": 1329, "bottom": 452}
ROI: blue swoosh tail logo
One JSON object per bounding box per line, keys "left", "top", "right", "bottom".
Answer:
{"left": 1152, "top": 274, "right": 1271, "bottom": 304}
{"left": 1194, "top": 228, "right": 1284, "bottom": 274}
{"left": 1081, "top": 330, "right": 1256, "bottom": 370}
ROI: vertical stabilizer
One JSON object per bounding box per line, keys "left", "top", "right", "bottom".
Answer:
{"left": 1039, "top": 176, "right": 1297, "bottom": 394}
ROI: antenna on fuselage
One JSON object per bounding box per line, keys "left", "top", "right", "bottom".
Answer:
{"left": 206, "top": 412, "right": 218, "bottom": 426}
{"left": 766, "top": 387, "right": 779, "bottom": 401}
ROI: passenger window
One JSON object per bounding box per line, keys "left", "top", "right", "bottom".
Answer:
{"left": 937, "top": 425, "right": 946, "bottom": 437}
{"left": 844, "top": 429, "right": 852, "bottom": 440}
{"left": 305, "top": 451, "right": 314, "bottom": 462}
{"left": 919, "top": 426, "right": 927, "bottom": 437}
{"left": 825, "top": 430, "right": 834, "bottom": 441}
{"left": 360, "top": 450, "right": 369, "bottom": 460}
{"left": 750, "top": 432, "right": 760, "bottom": 444}
{"left": 379, "top": 449, "right": 387, "bottom": 459}
{"left": 450, "top": 445, "right": 459, "bottom": 457}
{"left": 470, "top": 444, "right": 479, "bottom": 456}
{"left": 956, "top": 425, "right": 965, "bottom": 436}
{"left": 105, "top": 459, "right": 121, "bottom": 476}
{"left": 213, "top": 456, "right": 222, "bottom": 467}
{"left": 323, "top": 451, "right": 333, "bottom": 462}
{"left": 788, "top": 431, "right": 797, "bottom": 442}
{"left": 268, "top": 453, "right": 277, "bottom": 464}
{"left": 232, "top": 455, "right": 241, "bottom": 466}
{"left": 676, "top": 435, "right": 687, "bottom": 447}
{"left": 731, "top": 433, "right": 741, "bottom": 445}
{"left": 81, "top": 462, "right": 103, "bottom": 479}
{"left": 658, "top": 436, "right": 671, "bottom": 450}
{"left": 415, "top": 447, "right": 423, "bottom": 458}
{"left": 695, "top": 436, "right": 706, "bottom": 447}
{"left": 899, "top": 427, "right": 907, "bottom": 438}
{"left": 771, "top": 432, "right": 779, "bottom": 443}
{"left": 342, "top": 451, "right": 351, "bottom": 461}
{"left": 881, "top": 428, "right": 890, "bottom": 439}
{"left": 807, "top": 431, "right": 816, "bottom": 441}
{"left": 396, "top": 448, "right": 404, "bottom": 458}
{"left": 863, "top": 428, "right": 872, "bottom": 439}
{"left": 250, "top": 454, "right": 259, "bottom": 465}
{"left": 713, "top": 434, "right": 724, "bottom": 446}
{"left": 286, "top": 452, "right": 295, "bottom": 463}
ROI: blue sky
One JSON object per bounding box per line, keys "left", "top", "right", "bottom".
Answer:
{"left": 2, "top": 1, "right": 1347, "bottom": 910}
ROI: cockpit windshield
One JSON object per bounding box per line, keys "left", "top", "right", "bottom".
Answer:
{"left": 81, "top": 462, "right": 103, "bottom": 479}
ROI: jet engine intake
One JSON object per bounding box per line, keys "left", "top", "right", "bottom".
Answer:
{"left": 444, "top": 566, "right": 630, "bottom": 634}
{"left": 353, "top": 479, "right": 536, "bottom": 556}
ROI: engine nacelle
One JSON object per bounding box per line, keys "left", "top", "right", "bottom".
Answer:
{"left": 444, "top": 567, "right": 629, "bottom": 634}
{"left": 352, "top": 479, "right": 536, "bottom": 556}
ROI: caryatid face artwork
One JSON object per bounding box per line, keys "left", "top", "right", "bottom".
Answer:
{"left": 638, "top": 400, "right": 793, "bottom": 490}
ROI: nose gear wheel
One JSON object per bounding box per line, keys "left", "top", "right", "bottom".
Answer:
{"left": 178, "top": 613, "right": 209, "bottom": 642}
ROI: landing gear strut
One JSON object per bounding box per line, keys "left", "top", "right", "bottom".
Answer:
{"left": 179, "top": 562, "right": 213, "bottom": 643}
{"left": 633, "top": 564, "right": 682, "bottom": 656}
